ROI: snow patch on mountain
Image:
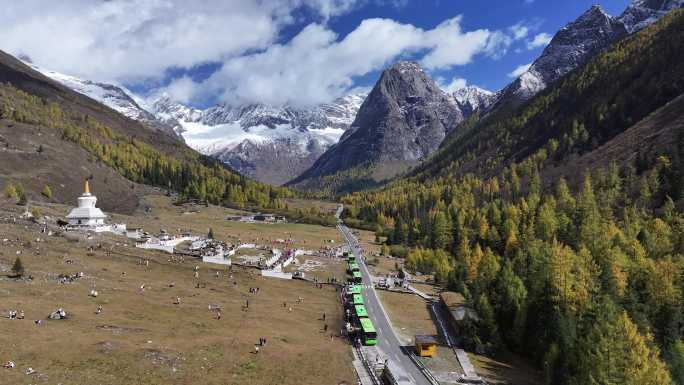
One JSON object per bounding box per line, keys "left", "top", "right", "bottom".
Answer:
{"left": 493, "top": 1, "right": 683, "bottom": 110}
{"left": 147, "top": 92, "right": 367, "bottom": 184}
{"left": 180, "top": 120, "right": 345, "bottom": 156}
{"left": 450, "top": 85, "right": 496, "bottom": 116}
{"left": 26, "top": 62, "right": 181, "bottom": 138}
{"left": 29, "top": 64, "right": 152, "bottom": 122}
{"left": 150, "top": 93, "right": 365, "bottom": 156}
{"left": 619, "top": 0, "right": 684, "bottom": 33}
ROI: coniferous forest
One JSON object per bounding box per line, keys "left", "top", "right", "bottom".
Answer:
{"left": 342, "top": 10, "right": 684, "bottom": 385}
{"left": 0, "top": 84, "right": 295, "bottom": 210}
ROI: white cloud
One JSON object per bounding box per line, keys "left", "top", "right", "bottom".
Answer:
{"left": 0, "top": 0, "right": 367, "bottom": 83}
{"left": 527, "top": 32, "right": 552, "bottom": 50}
{"left": 180, "top": 16, "right": 512, "bottom": 106}
{"left": 509, "top": 22, "right": 530, "bottom": 40}
{"left": 162, "top": 76, "right": 199, "bottom": 105}
{"left": 299, "top": 0, "right": 365, "bottom": 20}
{"left": 420, "top": 16, "right": 494, "bottom": 69}
{"left": 483, "top": 31, "right": 513, "bottom": 59}
{"left": 437, "top": 77, "right": 468, "bottom": 93}
{"left": 508, "top": 62, "right": 532, "bottom": 78}
{"left": 1, "top": 1, "right": 517, "bottom": 107}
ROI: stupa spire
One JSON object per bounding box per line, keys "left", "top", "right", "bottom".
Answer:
{"left": 84, "top": 179, "right": 90, "bottom": 195}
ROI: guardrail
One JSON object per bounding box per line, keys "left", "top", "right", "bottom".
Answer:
{"left": 401, "top": 346, "right": 440, "bottom": 385}
{"left": 429, "top": 303, "right": 488, "bottom": 385}
{"left": 355, "top": 345, "right": 382, "bottom": 385}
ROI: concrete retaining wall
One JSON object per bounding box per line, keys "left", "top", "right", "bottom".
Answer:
{"left": 261, "top": 270, "right": 292, "bottom": 279}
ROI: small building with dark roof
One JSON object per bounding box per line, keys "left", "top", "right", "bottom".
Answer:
{"left": 414, "top": 334, "right": 439, "bottom": 357}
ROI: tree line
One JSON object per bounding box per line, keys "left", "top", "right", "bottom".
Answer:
{"left": 340, "top": 10, "right": 684, "bottom": 385}
{"left": 0, "top": 83, "right": 295, "bottom": 211}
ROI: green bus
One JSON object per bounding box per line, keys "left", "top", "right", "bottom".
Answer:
{"left": 346, "top": 284, "right": 362, "bottom": 297}
{"left": 347, "top": 254, "right": 356, "bottom": 263}
{"left": 354, "top": 304, "right": 368, "bottom": 318}
{"left": 352, "top": 293, "right": 364, "bottom": 305}
{"left": 348, "top": 262, "right": 359, "bottom": 272}
{"left": 359, "top": 318, "right": 377, "bottom": 346}
{"left": 351, "top": 271, "right": 363, "bottom": 283}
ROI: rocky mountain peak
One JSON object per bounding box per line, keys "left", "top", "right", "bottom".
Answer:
{"left": 489, "top": 3, "right": 628, "bottom": 110}
{"left": 532, "top": 4, "right": 626, "bottom": 82}
{"left": 291, "top": 60, "right": 462, "bottom": 189}
{"left": 145, "top": 91, "right": 368, "bottom": 185}
{"left": 451, "top": 85, "right": 495, "bottom": 117}
{"left": 380, "top": 61, "right": 439, "bottom": 97}
{"left": 390, "top": 60, "right": 424, "bottom": 74}
{"left": 619, "top": 0, "right": 684, "bottom": 32}
{"left": 490, "top": 0, "right": 682, "bottom": 113}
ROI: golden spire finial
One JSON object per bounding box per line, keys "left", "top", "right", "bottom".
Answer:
{"left": 84, "top": 179, "right": 90, "bottom": 195}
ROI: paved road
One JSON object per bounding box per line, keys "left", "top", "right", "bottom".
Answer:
{"left": 338, "top": 222, "right": 432, "bottom": 385}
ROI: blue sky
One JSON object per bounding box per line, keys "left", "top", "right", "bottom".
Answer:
{"left": 0, "top": 0, "right": 632, "bottom": 108}
{"left": 321, "top": 0, "right": 632, "bottom": 92}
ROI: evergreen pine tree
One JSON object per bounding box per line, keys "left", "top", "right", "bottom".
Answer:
{"left": 12, "top": 257, "right": 24, "bottom": 277}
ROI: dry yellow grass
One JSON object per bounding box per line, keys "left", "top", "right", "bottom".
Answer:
{"left": 282, "top": 198, "right": 338, "bottom": 214}
{"left": 0, "top": 195, "right": 354, "bottom": 385}
{"left": 140, "top": 195, "right": 343, "bottom": 251}
{"left": 367, "top": 255, "right": 402, "bottom": 277}
{"left": 468, "top": 352, "right": 543, "bottom": 385}
{"left": 376, "top": 291, "right": 436, "bottom": 345}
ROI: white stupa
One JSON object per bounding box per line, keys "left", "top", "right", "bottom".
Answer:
{"left": 66, "top": 180, "right": 107, "bottom": 229}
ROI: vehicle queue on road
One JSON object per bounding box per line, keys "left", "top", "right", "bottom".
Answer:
{"left": 344, "top": 252, "right": 378, "bottom": 346}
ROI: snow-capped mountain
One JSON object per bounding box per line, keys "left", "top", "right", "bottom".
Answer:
{"left": 25, "top": 56, "right": 366, "bottom": 185}
{"left": 450, "top": 85, "right": 496, "bottom": 117}
{"left": 149, "top": 92, "right": 367, "bottom": 185}
{"left": 619, "top": 0, "right": 684, "bottom": 33}
{"left": 491, "top": 0, "right": 683, "bottom": 111}
{"left": 26, "top": 62, "right": 178, "bottom": 137}
{"left": 495, "top": 5, "right": 627, "bottom": 106}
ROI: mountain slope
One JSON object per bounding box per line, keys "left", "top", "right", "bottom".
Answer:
{"left": 27, "top": 63, "right": 180, "bottom": 138}
{"left": 451, "top": 85, "right": 496, "bottom": 117}
{"left": 619, "top": 0, "right": 684, "bottom": 32}
{"left": 0, "top": 50, "right": 291, "bottom": 213}
{"left": 290, "top": 61, "right": 461, "bottom": 194}
{"left": 542, "top": 92, "right": 684, "bottom": 188}
{"left": 338, "top": 12, "right": 684, "bottom": 385}
{"left": 490, "top": 0, "right": 684, "bottom": 112}
{"left": 416, "top": 8, "right": 684, "bottom": 184}
{"left": 150, "top": 92, "right": 366, "bottom": 185}
{"left": 490, "top": 5, "right": 627, "bottom": 111}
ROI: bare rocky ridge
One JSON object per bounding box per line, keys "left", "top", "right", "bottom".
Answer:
{"left": 450, "top": 85, "right": 496, "bottom": 118}
{"left": 290, "top": 61, "right": 461, "bottom": 190}
{"left": 619, "top": 0, "right": 684, "bottom": 32}
{"left": 489, "top": 0, "right": 684, "bottom": 112}
{"left": 490, "top": 5, "right": 627, "bottom": 111}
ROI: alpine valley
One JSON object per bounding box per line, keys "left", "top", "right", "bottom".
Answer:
{"left": 20, "top": 0, "right": 684, "bottom": 193}
{"left": 1, "top": 1, "right": 684, "bottom": 385}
